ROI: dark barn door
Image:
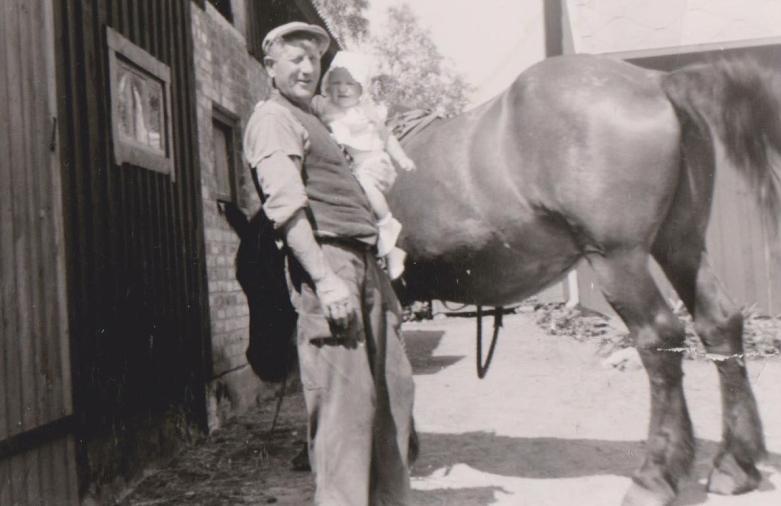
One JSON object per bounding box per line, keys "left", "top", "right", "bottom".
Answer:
{"left": 54, "top": 0, "right": 210, "bottom": 494}
{"left": 0, "top": 0, "right": 79, "bottom": 503}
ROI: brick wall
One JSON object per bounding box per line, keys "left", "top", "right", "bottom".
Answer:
{"left": 191, "top": 2, "right": 274, "bottom": 430}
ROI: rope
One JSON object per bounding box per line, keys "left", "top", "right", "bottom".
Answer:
{"left": 476, "top": 305, "right": 504, "bottom": 378}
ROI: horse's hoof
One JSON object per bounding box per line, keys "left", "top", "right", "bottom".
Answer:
{"left": 621, "top": 482, "right": 675, "bottom": 506}
{"left": 707, "top": 452, "right": 761, "bottom": 495}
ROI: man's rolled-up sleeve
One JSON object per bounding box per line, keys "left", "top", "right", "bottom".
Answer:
{"left": 257, "top": 152, "right": 308, "bottom": 227}
{"left": 244, "top": 106, "right": 309, "bottom": 228}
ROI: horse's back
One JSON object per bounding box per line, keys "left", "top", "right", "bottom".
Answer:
{"left": 498, "top": 55, "right": 682, "bottom": 244}
{"left": 393, "top": 55, "right": 683, "bottom": 304}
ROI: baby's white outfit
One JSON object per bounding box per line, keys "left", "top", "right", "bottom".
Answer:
{"left": 320, "top": 100, "right": 397, "bottom": 193}
{"left": 315, "top": 51, "right": 407, "bottom": 276}
{"left": 313, "top": 101, "right": 403, "bottom": 262}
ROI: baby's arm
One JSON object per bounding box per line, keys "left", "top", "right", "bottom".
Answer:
{"left": 385, "top": 134, "right": 416, "bottom": 171}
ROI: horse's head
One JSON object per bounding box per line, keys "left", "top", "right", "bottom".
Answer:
{"left": 221, "top": 202, "right": 297, "bottom": 383}
{"left": 223, "top": 201, "right": 251, "bottom": 240}
{"left": 222, "top": 203, "right": 278, "bottom": 293}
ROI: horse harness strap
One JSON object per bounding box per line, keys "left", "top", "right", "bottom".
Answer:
{"left": 476, "top": 306, "right": 503, "bottom": 379}
{"left": 389, "top": 109, "right": 443, "bottom": 143}
{"left": 250, "top": 168, "right": 266, "bottom": 205}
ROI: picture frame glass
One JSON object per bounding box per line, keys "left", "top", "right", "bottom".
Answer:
{"left": 116, "top": 59, "right": 165, "bottom": 154}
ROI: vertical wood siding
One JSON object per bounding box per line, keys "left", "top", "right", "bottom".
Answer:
{"left": 54, "top": 0, "right": 209, "bottom": 489}
{"left": 0, "top": 437, "right": 78, "bottom": 505}
{"left": 1, "top": 0, "right": 78, "bottom": 503}
{"left": 707, "top": 156, "right": 781, "bottom": 313}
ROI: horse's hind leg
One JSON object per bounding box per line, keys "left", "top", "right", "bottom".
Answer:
{"left": 588, "top": 249, "right": 694, "bottom": 506}
{"left": 653, "top": 243, "right": 766, "bottom": 495}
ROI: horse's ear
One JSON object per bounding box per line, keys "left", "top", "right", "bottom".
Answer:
{"left": 223, "top": 202, "right": 249, "bottom": 238}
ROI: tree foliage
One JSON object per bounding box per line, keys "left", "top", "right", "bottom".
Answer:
{"left": 369, "top": 4, "right": 472, "bottom": 116}
{"left": 312, "top": 0, "right": 370, "bottom": 46}
{"left": 314, "top": 1, "right": 473, "bottom": 116}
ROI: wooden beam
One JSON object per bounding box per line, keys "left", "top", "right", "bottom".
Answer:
{"left": 544, "top": 0, "right": 563, "bottom": 57}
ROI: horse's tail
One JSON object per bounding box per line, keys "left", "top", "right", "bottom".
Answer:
{"left": 661, "top": 59, "right": 781, "bottom": 235}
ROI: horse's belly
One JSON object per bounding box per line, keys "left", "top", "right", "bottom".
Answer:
{"left": 400, "top": 216, "right": 580, "bottom": 306}
{"left": 392, "top": 107, "right": 580, "bottom": 305}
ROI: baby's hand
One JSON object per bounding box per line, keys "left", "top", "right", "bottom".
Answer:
{"left": 398, "top": 156, "right": 416, "bottom": 172}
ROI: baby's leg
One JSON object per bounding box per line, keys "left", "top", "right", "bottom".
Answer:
{"left": 356, "top": 172, "right": 390, "bottom": 219}
{"left": 355, "top": 172, "right": 401, "bottom": 257}
{"left": 386, "top": 247, "right": 407, "bottom": 280}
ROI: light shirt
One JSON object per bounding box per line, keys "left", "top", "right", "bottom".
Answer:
{"left": 243, "top": 91, "right": 310, "bottom": 228}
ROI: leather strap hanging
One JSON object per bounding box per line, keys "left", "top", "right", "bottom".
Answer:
{"left": 476, "top": 305, "right": 503, "bottom": 378}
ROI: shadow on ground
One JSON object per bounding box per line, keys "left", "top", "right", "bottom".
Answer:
{"left": 121, "top": 387, "right": 781, "bottom": 506}
{"left": 404, "top": 329, "right": 465, "bottom": 375}
{"left": 411, "top": 485, "right": 509, "bottom": 505}
{"left": 412, "top": 431, "right": 781, "bottom": 506}
{"left": 121, "top": 319, "right": 780, "bottom": 505}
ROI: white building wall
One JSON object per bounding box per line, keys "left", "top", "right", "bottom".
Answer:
{"left": 566, "top": 0, "right": 781, "bottom": 54}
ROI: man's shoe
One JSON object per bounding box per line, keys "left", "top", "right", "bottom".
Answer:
{"left": 290, "top": 444, "right": 310, "bottom": 472}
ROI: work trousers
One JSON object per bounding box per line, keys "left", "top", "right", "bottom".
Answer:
{"left": 293, "top": 242, "right": 415, "bottom": 506}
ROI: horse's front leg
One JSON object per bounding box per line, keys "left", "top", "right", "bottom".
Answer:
{"left": 589, "top": 250, "right": 694, "bottom": 506}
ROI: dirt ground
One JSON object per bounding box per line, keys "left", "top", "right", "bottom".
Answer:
{"left": 121, "top": 312, "right": 781, "bottom": 505}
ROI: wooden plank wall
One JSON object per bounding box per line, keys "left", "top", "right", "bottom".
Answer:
{"left": 0, "top": 438, "right": 78, "bottom": 505}
{"left": 708, "top": 154, "right": 781, "bottom": 313}
{"left": 54, "top": 0, "right": 209, "bottom": 490}
{"left": 1, "top": 0, "right": 79, "bottom": 503}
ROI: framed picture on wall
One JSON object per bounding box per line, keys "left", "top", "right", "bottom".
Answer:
{"left": 106, "top": 26, "right": 175, "bottom": 179}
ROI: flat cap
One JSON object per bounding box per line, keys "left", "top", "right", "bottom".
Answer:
{"left": 262, "top": 22, "right": 331, "bottom": 57}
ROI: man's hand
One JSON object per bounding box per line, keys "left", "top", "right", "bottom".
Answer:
{"left": 314, "top": 271, "right": 355, "bottom": 332}
{"left": 279, "top": 208, "right": 356, "bottom": 334}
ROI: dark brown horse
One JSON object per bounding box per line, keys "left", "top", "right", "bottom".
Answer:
{"left": 389, "top": 54, "right": 781, "bottom": 505}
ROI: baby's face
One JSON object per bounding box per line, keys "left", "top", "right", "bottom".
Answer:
{"left": 327, "top": 68, "right": 362, "bottom": 108}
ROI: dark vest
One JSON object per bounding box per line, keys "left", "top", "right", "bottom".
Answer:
{"left": 272, "top": 93, "right": 377, "bottom": 244}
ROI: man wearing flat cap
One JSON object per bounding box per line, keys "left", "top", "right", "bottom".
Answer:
{"left": 243, "top": 22, "right": 415, "bottom": 505}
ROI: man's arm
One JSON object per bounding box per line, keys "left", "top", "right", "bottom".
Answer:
{"left": 282, "top": 212, "right": 354, "bottom": 330}
{"left": 279, "top": 202, "right": 354, "bottom": 330}
{"left": 245, "top": 105, "right": 355, "bottom": 330}
{"left": 263, "top": 153, "right": 355, "bottom": 330}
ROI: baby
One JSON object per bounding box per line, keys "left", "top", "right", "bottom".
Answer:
{"left": 313, "top": 51, "right": 415, "bottom": 279}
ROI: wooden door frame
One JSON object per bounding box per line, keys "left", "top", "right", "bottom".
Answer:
{"left": 0, "top": 0, "right": 75, "bottom": 458}
{"left": 0, "top": 0, "right": 78, "bottom": 503}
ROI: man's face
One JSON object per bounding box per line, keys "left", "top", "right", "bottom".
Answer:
{"left": 266, "top": 39, "right": 321, "bottom": 105}
{"left": 326, "top": 68, "right": 362, "bottom": 108}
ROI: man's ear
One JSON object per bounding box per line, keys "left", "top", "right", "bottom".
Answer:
{"left": 264, "top": 56, "right": 276, "bottom": 79}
